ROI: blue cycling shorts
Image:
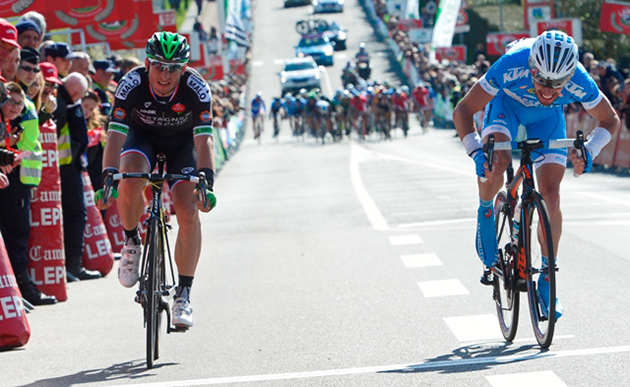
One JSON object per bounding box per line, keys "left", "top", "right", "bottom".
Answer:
{"left": 482, "top": 93, "right": 568, "bottom": 167}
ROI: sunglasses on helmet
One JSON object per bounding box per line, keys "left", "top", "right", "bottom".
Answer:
{"left": 148, "top": 58, "right": 186, "bottom": 73}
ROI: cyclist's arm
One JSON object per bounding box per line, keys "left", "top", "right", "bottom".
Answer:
{"left": 453, "top": 82, "right": 494, "bottom": 142}
{"left": 102, "top": 130, "right": 127, "bottom": 171}
{"left": 584, "top": 97, "right": 620, "bottom": 137}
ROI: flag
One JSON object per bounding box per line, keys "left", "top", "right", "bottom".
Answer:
{"left": 224, "top": 10, "right": 249, "bottom": 47}
{"left": 431, "top": 0, "right": 462, "bottom": 48}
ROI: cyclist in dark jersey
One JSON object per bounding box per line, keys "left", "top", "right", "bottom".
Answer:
{"left": 95, "top": 32, "right": 217, "bottom": 329}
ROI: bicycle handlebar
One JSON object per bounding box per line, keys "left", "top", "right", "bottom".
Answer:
{"left": 102, "top": 172, "right": 200, "bottom": 205}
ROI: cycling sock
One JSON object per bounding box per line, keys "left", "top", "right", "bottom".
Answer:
{"left": 476, "top": 199, "right": 497, "bottom": 267}
{"left": 176, "top": 275, "right": 194, "bottom": 301}
{"left": 124, "top": 227, "right": 141, "bottom": 245}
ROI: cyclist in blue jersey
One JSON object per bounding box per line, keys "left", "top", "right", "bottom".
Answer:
{"left": 453, "top": 31, "right": 620, "bottom": 320}
{"left": 251, "top": 92, "right": 266, "bottom": 139}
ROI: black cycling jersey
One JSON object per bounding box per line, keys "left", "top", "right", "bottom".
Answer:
{"left": 108, "top": 66, "right": 213, "bottom": 139}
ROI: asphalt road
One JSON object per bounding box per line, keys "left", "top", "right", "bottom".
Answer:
{"left": 3, "top": 1, "right": 630, "bottom": 386}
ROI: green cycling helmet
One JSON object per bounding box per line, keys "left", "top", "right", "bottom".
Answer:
{"left": 146, "top": 31, "right": 190, "bottom": 62}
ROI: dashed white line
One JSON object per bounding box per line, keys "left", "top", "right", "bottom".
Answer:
{"left": 444, "top": 314, "right": 503, "bottom": 342}
{"left": 389, "top": 234, "right": 423, "bottom": 245}
{"left": 486, "top": 371, "right": 567, "bottom": 387}
{"left": 418, "top": 279, "right": 469, "bottom": 297}
{"left": 115, "top": 345, "right": 630, "bottom": 386}
{"left": 401, "top": 253, "right": 442, "bottom": 268}
{"left": 349, "top": 143, "right": 390, "bottom": 230}
{"left": 251, "top": 60, "right": 264, "bottom": 67}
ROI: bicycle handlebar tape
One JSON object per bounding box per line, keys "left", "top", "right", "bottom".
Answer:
{"left": 26, "top": 119, "right": 67, "bottom": 302}
{"left": 0, "top": 237, "right": 31, "bottom": 349}
{"left": 81, "top": 171, "right": 114, "bottom": 276}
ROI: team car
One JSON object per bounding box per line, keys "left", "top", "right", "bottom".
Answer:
{"left": 279, "top": 57, "right": 321, "bottom": 94}
{"left": 322, "top": 21, "right": 346, "bottom": 50}
{"left": 295, "top": 34, "right": 334, "bottom": 66}
{"left": 284, "top": 0, "right": 311, "bottom": 7}
{"left": 313, "top": 0, "right": 344, "bottom": 13}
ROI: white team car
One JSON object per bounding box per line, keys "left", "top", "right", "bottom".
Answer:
{"left": 279, "top": 57, "right": 321, "bottom": 94}
{"left": 313, "top": 0, "right": 344, "bottom": 13}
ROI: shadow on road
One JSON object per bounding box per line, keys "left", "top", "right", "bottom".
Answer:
{"left": 379, "top": 341, "right": 546, "bottom": 374}
{"left": 17, "top": 359, "right": 178, "bottom": 387}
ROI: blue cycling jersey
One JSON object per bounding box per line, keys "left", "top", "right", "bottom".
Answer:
{"left": 479, "top": 38, "right": 602, "bottom": 110}
{"left": 251, "top": 98, "right": 266, "bottom": 116}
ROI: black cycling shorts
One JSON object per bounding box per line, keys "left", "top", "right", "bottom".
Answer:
{"left": 121, "top": 128, "right": 198, "bottom": 184}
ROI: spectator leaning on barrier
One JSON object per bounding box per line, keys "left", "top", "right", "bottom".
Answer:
{"left": 53, "top": 72, "right": 101, "bottom": 282}
{"left": 597, "top": 60, "right": 625, "bottom": 108}
{"left": 15, "top": 19, "right": 41, "bottom": 50}
{"left": 44, "top": 42, "right": 78, "bottom": 78}
{"left": 0, "top": 81, "right": 55, "bottom": 305}
{"left": 37, "top": 62, "right": 60, "bottom": 123}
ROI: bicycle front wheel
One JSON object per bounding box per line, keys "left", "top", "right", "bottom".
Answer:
{"left": 145, "top": 220, "right": 164, "bottom": 369}
{"left": 524, "top": 192, "right": 556, "bottom": 349}
{"left": 494, "top": 192, "right": 519, "bottom": 342}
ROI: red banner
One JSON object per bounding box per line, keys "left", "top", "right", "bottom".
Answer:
{"left": 531, "top": 18, "right": 583, "bottom": 46}
{"left": 600, "top": 2, "right": 630, "bottom": 34}
{"left": 0, "top": 0, "right": 57, "bottom": 19}
{"left": 81, "top": 172, "right": 114, "bottom": 276}
{"left": 398, "top": 19, "right": 423, "bottom": 31}
{"left": 486, "top": 31, "right": 530, "bottom": 56}
{"left": 0, "top": 236, "right": 30, "bottom": 349}
{"left": 435, "top": 45, "right": 467, "bottom": 62}
{"left": 71, "top": 0, "right": 157, "bottom": 49}
{"left": 46, "top": 0, "right": 152, "bottom": 30}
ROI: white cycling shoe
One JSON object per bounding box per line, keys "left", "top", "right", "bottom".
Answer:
{"left": 118, "top": 242, "right": 142, "bottom": 288}
{"left": 172, "top": 298, "right": 193, "bottom": 327}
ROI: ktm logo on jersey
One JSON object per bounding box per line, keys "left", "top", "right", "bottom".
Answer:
{"left": 172, "top": 103, "right": 185, "bottom": 114}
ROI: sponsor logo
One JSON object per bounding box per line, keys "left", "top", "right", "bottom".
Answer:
{"left": 115, "top": 71, "right": 141, "bottom": 100}
{"left": 199, "top": 110, "right": 212, "bottom": 123}
{"left": 182, "top": 167, "right": 195, "bottom": 174}
{"left": 484, "top": 208, "right": 493, "bottom": 219}
{"left": 140, "top": 109, "right": 156, "bottom": 115}
{"left": 30, "top": 246, "right": 42, "bottom": 262}
{"left": 76, "top": 108, "right": 82, "bottom": 117}
{"left": 187, "top": 74, "right": 211, "bottom": 102}
{"left": 134, "top": 110, "right": 191, "bottom": 127}
{"left": 113, "top": 108, "right": 126, "bottom": 120}
{"left": 493, "top": 120, "right": 507, "bottom": 125}
{"left": 172, "top": 103, "right": 185, "bottom": 114}
{"left": 503, "top": 67, "right": 530, "bottom": 83}
{"left": 564, "top": 81, "right": 587, "bottom": 99}
{"left": 109, "top": 214, "right": 120, "bottom": 228}
{"left": 6, "top": 29, "right": 15, "bottom": 36}
{"left": 144, "top": 102, "right": 151, "bottom": 108}
{"left": 498, "top": 114, "right": 505, "bottom": 119}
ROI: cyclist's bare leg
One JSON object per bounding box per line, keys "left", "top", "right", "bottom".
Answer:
{"left": 119, "top": 153, "right": 151, "bottom": 230}
{"left": 478, "top": 132, "right": 511, "bottom": 202}
{"left": 171, "top": 182, "right": 202, "bottom": 276}
{"left": 535, "top": 163, "right": 565, "bottom": 258}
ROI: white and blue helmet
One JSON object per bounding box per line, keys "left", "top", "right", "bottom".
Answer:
{"left": 528, "top": 30, "right": 578, "bottom": 87}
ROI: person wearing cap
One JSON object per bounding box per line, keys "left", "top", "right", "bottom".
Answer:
{"left": 38, "top": 62, "right": 61, "bottom": 123}
{"left": 69, "top": 51, "right": 91, "bottom": 78}
{"left": 0, "top": 19, "right": 20, "bottom": 72}
{"left": 16, "top": 19, "right": 41, "bottom": 50}
{"left": 44, "top": 42, "right": 78, "bottom": 78}
{"left": 90, "top": 59, "right": 116, "bottom": 117}
{"left": 17, "top": 11, "right": 47, "bottom": 48}
{"left": 52, "top": 72, "right": 101, "bottom": 281}
{"left": 0, "top": 81, "right": 53, "bottom": 305}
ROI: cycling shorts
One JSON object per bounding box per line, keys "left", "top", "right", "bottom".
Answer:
{"left": 482, "top": 93, "right": 567, "bottom": 167}
{"left": 121, "top": 128, "right": 197, "bottom": 187}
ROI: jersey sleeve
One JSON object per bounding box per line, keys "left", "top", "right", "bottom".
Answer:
{"left": 478, "top": 54, "right": 511, "bottom": 96}
{"left": 186, "top": 72, "right": 214, "bottom": 137}
{"left": 108, "top": 69, "right": 142, "bottom": 136}
{"left": 565, "top": 63, "right": 603, "bottom": 110}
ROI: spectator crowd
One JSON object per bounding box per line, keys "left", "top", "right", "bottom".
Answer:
{"left": 0, "top": 10, "right": 247, "bottom": 308}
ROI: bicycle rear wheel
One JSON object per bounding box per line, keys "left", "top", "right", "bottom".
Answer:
{"left": 145, "top": 220, "right": 164, "bottom": 369}
{"left": 493, "top": 192, "right": 519, "bottom": 342}
{"left": 524, "top": 192, "right": 556, "bottom": 349}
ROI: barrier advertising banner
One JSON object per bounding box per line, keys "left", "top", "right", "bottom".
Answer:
{"left": 27, "top": 120, "right": 67, "bottom": 302}
{"left": 435, "top": 45, "right": 467, "bottom": 62}
{"left": 486, "top": 31, "right": 530, "bottom": 56}
{"left": 600, "top": 1, "right": 630, "bottom": 34}
{"left": 81, "top": 172, "right": 114, "bottom": 276}
{"left": 0, "top": 236, "right": 30, "bottom": 349}
{"left": 523, "top": 0, "right": 554, "bottom": 28}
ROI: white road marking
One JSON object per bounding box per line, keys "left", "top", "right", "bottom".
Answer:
{"left": 401, "top": 253, "right": 442, "bottom": 268}
{"left": 389, "top": 234, "right": 423, "bottom": 245}
{"left": 273, "top": 58, "right": 285, "bottom": 64}
{"left": 577, "top": 191, "right": 630, "bottom": 207}
{"left": 444, "top": 314, "right": 503, "bottom": 342}
{"left": 399, "top": 218, "right": 476, "bottom": 228}
{"left": 486, "top": 371, "right": 567, "bottom": 387}
{"left": 319, "top": 65, "right": 333, "bottom": 96}
{"left": 251, "top": 60, "right": 264, "bottom": 67}
{"left": 418, "top": 279, "right": 468, "bottom": 297}
{"left": 349, "top": 143, "right": 389, "bottom": 230}
{"left": 459, "top": 335, "right": 575, "bottom": 347}
{"left": 336, "top": 53, "right": 347, "bottom": 59}
{"left": 116, "top": 345, "right": 630, "bottom": 386}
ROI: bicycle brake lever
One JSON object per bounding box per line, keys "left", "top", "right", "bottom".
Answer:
{"left": 573, "top": 130, "right": 586, "bottom": 178}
